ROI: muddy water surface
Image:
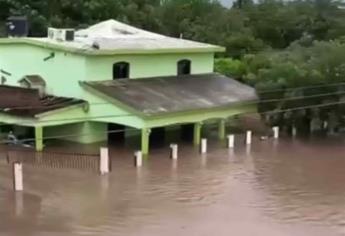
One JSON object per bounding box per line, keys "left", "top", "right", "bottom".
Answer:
{"left": 1, "top": 137, "right": 345, "bottom": 236}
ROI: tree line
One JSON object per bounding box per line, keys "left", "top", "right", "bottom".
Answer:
{"left": 1, "top": 0, "right": 345, "bottom": 133}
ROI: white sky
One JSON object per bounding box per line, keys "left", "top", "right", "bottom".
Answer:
{"left": 219, "top": 0, "right": 233, "bottom": 7}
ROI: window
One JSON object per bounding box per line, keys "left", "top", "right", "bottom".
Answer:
{"left": 177, "top": 59, "right": 191, "bottom": 75}
{"left": 113, "top": 62, "right": 130, "bottom": 79}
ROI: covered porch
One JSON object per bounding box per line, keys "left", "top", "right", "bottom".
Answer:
{"left": 0, "top": 85, "right": 90, "bottom": 151}
{"left": 81, "top": 73, "right": 258, "bottom": 156}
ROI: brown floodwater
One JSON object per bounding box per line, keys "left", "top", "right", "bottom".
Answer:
{"left": 1, "top": 135, "right": 345, "bottom": 236}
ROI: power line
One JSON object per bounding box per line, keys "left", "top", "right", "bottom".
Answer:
{"left": 243, "top": 90, "right": 345, "bottom": 105}
{"left": 1, "top": 86, "right": 345, "bottom": 113}
{"left": 0, "top": 113, "right": 136, "bottom": 129}
{"left": 3, "top": 81, "right": 345, "bottom": 110}
{"left": 0, "top": 128, "right": 140, "bottom": 144}
{"left": 0, "top": 90, "right": 344, "bottom": 128}
{"left": 2, "top": 99, "right": 345, "bottom": 145}
{"left": 256, "top": 81, "right": 345, "bottom": 94}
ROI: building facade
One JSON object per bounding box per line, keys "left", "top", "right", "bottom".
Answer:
{"left": 0, "top": 20, "right": 257, "bottom": 155}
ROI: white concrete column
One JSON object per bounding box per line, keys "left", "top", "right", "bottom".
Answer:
{"left": 134, "top": 151, "right": 143, "bottom": 167}
{"left": 13, "top": 162, "right": 23, "bottom": 191}
{"left": 227, "top": 134, "right": 235, "bottom": 148}
{"left": 292, "top": 126, "right": 297, "bottom": 137}
{"left": 200, "top": 138, "right": 207, "bottom": 154}
{"left": 272, "top": 126, "right": 279, "bottom": 139}
{"left": 100, "top": 147, "right": 109, "bottom": 175}
{"left": 246, "top": 144, "right": 251, "bottom": 155}
{"left": 246, "top": 130, "right": 252, "bottom": 145}
{"left": 170, "top": 144, "right": 178, "bottom": 160}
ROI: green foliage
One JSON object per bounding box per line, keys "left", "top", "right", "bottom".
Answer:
{"left": 214, "top": 58, "right": 246, "bottom": 78}
{"left": 241, "top": 40, "right": 345, "bottom": 130}
{"left": 1, "top": 0, "right": 345, "bottom": 58}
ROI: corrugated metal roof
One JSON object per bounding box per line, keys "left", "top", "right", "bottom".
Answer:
{"left": 0, "top": 85, "right": 85, "bottom": 117}
{"left": 82, "top": 73, "right": 257, "bottom": 116}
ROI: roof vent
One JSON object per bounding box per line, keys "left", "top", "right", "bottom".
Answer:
{"left": 48, "top": 27, "right": 75, "bottom": 41}
{"left": 6, "top": 16, "right": 29, "bottom": 37}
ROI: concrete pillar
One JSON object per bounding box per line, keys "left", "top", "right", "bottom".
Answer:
{"left": 227, "top": 134, "right": 235, "bottom": 148}
{"left": 201, "top": 138, "right": 207, "bottom": 154}
{"left": 218, "top": 119, "right": 226, "bottom": 140}
{"left": 141, "top": 128, "right": 151, "bottom": 157}
{"left": 35, "top": 126, "right": 43, "bottom": 151}
{"left": 246, "top": 130, "right": 252, "bottom": 145}
{"left": 99, "top": 147, "right": 109, "bottom": 175}
{"left": 292, "top": 126, "right": 297, "bottom": 137}
{"left": 13, "top": 162, "right": 23, "bottom": 191}
{"left": 272, "top": 126, "right": 279, "bottom": 139}
{"left": 134, "top": 151, "right": 143, "bottom": 167}
{"left": 170, "top": 144, "right": 178, "bottom": 160}
{"left": 193, "top": 123, "right": 202, "bottom": 146}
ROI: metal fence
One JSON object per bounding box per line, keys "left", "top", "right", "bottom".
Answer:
{"left": 6, "top": 148, "right": 101, "bottom": 172}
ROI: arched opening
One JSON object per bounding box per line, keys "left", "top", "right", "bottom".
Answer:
{"left": 113, "top": 62, "right": 130, "bottom": 79}
{"left": 177, "top": 59, "right": 191, "bottom": 75}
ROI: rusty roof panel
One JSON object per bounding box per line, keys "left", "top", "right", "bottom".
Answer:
{"left": 0, "top": 85, "right": 40, "bottom": 107}
{"left": 83, "top": 73, "right": 257, "bottom": 116}
{"left": 0, "top": 85, "right": 85, "bottom": 117}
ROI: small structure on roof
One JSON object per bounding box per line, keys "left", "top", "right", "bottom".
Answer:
{"left": 0, "top": 85, "right": 86, "bottom": 117}
{"left": 18, "top": 75, "right": 46, "bottom": 97}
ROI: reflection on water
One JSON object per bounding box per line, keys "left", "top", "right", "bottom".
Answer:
{"left": 1, "top": 136, "right": 345, "bottom": 235}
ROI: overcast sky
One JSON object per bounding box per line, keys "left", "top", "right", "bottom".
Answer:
{"left": 219, "top": 0, "right": 233, "bottom": 7}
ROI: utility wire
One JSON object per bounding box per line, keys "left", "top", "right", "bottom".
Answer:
{"left": 3, "top": 81, "right": 345, "bottom": 110}
{"left": 0, "top": 114, "right": 135, "bottom": 128}
{"left": 2, "top": 86, "right": 345, "bottom": 111}
{"left": 0, "top": 90, "right": 344, "bottom": 128}
{"left": 256, "top": 81, "right": 345, "bottom": 94}
{"left": 2, "top": 99, "right": 345, "bottom": 144}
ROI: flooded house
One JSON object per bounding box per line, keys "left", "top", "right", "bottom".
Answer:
{"left": 0, "top": 19, "right": 257, "bottom": 155}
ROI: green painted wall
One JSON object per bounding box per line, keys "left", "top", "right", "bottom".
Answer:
{"left": 85, "top": 53, "right": 215, "bottom": 80}
{"left": 44, "top": 121, "right": 107, "bottom": 143}
{"left": 0, "top": 44, "right": 86, "bottom": 98}
{"left": 0, "top": 44, "right": 215, "bottom": 99}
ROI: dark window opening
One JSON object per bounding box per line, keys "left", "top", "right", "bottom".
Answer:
{"left": 177, "top": 59, "right": 191, "bottom": 75}
{"left": 113, "top": 62, "right": 130, "bottom": 79}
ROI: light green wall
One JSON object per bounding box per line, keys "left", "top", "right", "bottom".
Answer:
{"left": 0, "top": 44, "right": 215, "bottom": 100}
{"left": 44, "top": 121, "right": 107, "bottom": 144}
{"left": 85, "top": 53, "right": 214, "bottom": 80}
{"left": 81, "top": 90, "right": 146, "bottom": 128}
{"left": 0, "top": 44, "right": 86, "bottom": 98}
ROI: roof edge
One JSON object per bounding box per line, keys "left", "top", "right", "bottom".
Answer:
{"left": 79, "top": 81, "right": 146, "bottom": 117}
{"left": 34, "top": 102, "right": 87, "bottom": 119}
{"left": 0, "top": 38, "right": 226, "bottom": 55}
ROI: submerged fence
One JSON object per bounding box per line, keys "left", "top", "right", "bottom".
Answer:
{"left": 6, "top": 148, "right": 101, "bottom": 172}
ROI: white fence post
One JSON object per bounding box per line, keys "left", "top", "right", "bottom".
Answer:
{"left": 227, "top": 134, "right": 235, "bottom": 148}
{"left": 134, "top": 151, "right": 143, "bottom": 167}
{"left": 13, "top": 162, "right": 23, "bottom": 191}
{"left": 201, "top": 138, "right": 207, "bottom": 154}
{"left": 246, "top": 130, "right": 252, "bottom": 145}
{"left": 273, "top": 126, "right": 279, "bottom": 139}
{"left": 292, "top": 126, "right": 297, "bottom": 137}
{"left": 100, "top": 147, "right": 109, "bottom": 175}
{"left": 170, "top": 144, "right": 178, "bottom": 160}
